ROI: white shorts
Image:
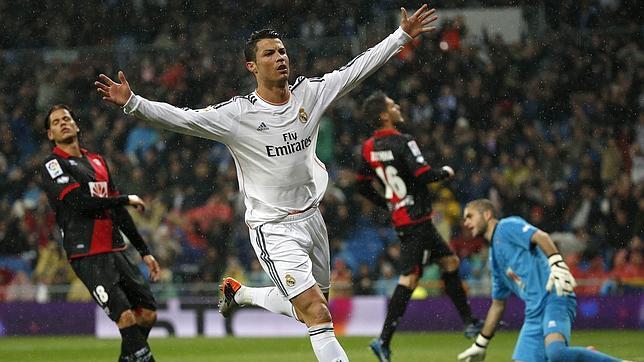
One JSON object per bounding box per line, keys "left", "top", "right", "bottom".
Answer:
{"left": 249, "top": 207, "right": 330, "bottom": 299}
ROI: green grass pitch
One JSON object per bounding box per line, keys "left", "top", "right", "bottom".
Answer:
{"left": 1, "top": 330, "right": 643, "bottom": 361}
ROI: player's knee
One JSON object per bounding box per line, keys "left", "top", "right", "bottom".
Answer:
{"left": 545, "top": 340, "right": 567, "bottom": 362}
{"left": 116, "top": 309, "right": 137, "bottom": 328}
{"left": 399, "top": 273, "right": 420, "bottom": 289}
{"left": 299, "top": 300, "right": 332, "bottom": 325}
{"left": 137, "top": 308, "right": 157, "bottom": 327}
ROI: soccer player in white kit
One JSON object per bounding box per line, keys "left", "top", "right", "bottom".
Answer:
{"left": 96, "top": 5, "right": 438, "bottom": 361}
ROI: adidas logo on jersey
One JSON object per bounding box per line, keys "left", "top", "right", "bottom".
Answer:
{"left": 257, "top": 122, "right": 269, "bottom": 131}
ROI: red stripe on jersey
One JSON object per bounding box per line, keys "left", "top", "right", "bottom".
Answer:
{"left": 391, "top": 211, "right": 432, "bottom": 227}
{"left": 86, "top": 153, "right": 114, "bottom": 256}
{"left": 89, "top": 218, "right": 115, "bottom": 255}
{"left": 362, "top": 137, "right": 376, "bottom": 164}
{"left": 58, "top": 183, "right": 80, "bottom": 200}
{"left": 68, "top": 245, "right": 127, "bottom": 260}
{"left": 87, "top": 153, "right": 109, "bottom": 183}
{"left": 414, "top": 165, "right": 431, "bottom": 177}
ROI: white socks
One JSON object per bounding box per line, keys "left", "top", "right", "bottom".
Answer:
{"left": 308, "top": 323, "right": 349, "bottom": 362}
{"left": 233, "top": 287, "right": 348, "bottom": 361}
{"left": 234, "top": 286, "right": 299, "bottom": 320}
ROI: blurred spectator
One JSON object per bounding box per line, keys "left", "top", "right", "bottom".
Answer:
{"left": 330, "top": 258, "right": 353, "bottom": 298}
{"left": 0, "top": 1, "right": 641, "bottom": 299}
{"left": 353, "top": 263, "right": 376, "bottom": 295}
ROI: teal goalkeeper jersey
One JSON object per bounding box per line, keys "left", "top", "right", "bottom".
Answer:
{"left": 489, "top": 216, "right": 552, "bottom": 318}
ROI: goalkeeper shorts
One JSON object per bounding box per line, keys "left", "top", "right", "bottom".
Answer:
{"left": 513, "top": 295, "right": 577, "bottom": 361}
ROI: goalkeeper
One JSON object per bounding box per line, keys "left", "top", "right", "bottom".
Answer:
{"left": 458, "top": 199, "right": 627, "bottom": 362}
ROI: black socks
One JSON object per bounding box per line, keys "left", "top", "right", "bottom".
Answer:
{"left": 380, "top": 284, "right": 414, "bottom": 347}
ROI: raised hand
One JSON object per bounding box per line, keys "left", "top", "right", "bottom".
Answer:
{"left": 400, "top": 4, "right": 439, "bottom": 38}
{"left": 95, "top": 71, "right": 133, "bottom": 107}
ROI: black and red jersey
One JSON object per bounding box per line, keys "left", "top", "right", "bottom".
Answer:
{"left": 40, "top": 146, "right": 149, "bottom": 259}
{"left": 357, "top": 128, "right": 450, "bottom": 228}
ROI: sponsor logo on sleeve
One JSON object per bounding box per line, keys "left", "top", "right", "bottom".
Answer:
{"left": 407, "top": 140, "right": 422, "bottom": 156}
{"left": 45, "top": 159, "right": 63, "bottom": 178}
{"left": 89, "top": 181, "right": 108, "bottom": 198}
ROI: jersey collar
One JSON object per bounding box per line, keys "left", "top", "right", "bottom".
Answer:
{"left": 53, "top": 146, "right": 88, "bottom": 159}
{"left": 373, "top": 128, "right": 401, "bottom": 138}
{"left": 489, "top": 223, "right": 498, "bottom": 245}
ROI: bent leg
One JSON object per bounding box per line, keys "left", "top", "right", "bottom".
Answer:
{"left": 543, "top": 298, "right": 622, "bottom": 362}
{"left": 291, "top": 285, "right": 348, "bottom": 362}
{"left": 545, "top": 336, "right": 622, "bottom": 362}
{"left": 378, "top": 273, "right": 418, "bottom": 349}
{"left": 134, "top": 307, "right": 157, "bottom": 339}
{"left": 439, "top": 255, "right": 476, "bottom": 325}
{"left": 513, "top": 315, "right": 545, "bottom": 362}
{"left": 118, "top": 310, "right": 154, "bottom": 362}
{"left": 235, "top": 285, "right": 300, "bottom": 320}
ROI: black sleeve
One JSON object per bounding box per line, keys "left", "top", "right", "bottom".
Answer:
{"left": 398, "top": 136, "right": 450, "bottom": 185}
{"left": 113, "top": 207, "right": 151, "bottom": 256}
{"left": 416, "top": 167, "right": 451, "bottom": 185}
{"left": 40, "top": 158, "right": 129, "bottom": 212}
{"left": 63, "top": 188, "right": 130, "bottom": 211}
{"left": 355, "top": 178, "right": 388, "bottom": 209}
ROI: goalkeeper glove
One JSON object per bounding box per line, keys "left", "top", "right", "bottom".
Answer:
{"left": 546, "top": 253, "right": 577, "bottom": 296}
{"left": 458, "top": 334, "right": 490, "bottom": 362}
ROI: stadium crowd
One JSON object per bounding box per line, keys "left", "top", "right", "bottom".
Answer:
{"left": 0, "top": 0, "right": 642, "bottom": 302}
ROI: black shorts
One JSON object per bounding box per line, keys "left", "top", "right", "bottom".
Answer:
{"left": 396, "top": 220, "right": 454, "bottom": 277}
{"left": 71, "top": 250, "right": 156, "bottom": 322}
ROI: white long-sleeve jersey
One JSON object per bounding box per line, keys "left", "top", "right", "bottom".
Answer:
{"left": 123, "top": 27, "right": 411, "bottom": 228}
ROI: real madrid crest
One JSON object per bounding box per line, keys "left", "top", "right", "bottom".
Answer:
{"left": 298, "top": 107, "right": 308, "bottom": 123}
{"left": 285, "top": 273, "right": 296, "bottom": 287}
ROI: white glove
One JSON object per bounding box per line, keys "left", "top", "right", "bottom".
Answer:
{"left": 457, "top": 334, "right": 490, "bottom": 362}
{"left": 546, "top": 254, "right": 577, "bottom": 296}
{"left": 441, "top": 165, "right": 454, "bottom": 177}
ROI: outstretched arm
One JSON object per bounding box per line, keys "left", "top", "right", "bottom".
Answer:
{"left": 457, "top": 299, "right": 505, "bottom": 361}
{"left": 94, "top": 71, "right": 237, "bottom": 142}
{"left": 355, "top": 178, "right": 388, "bottom": 209}
{"left": 310, "top": 5, "right": 439, "bottom": 107}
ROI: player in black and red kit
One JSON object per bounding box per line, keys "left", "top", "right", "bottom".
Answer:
{"left": 355, "top": 92, "right": 482, "bottom": 362}
{"left": 40, "top": 104, "right": 159, "bottom": 362}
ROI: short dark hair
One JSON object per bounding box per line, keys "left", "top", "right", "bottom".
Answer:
{"left": 44, "top": 104, "right": 77, "bottom": 131}
{"left": 362, "top": 91, "right": 388, "bottom": 129}
{"left": 244, "top": 28, "right": 282, "bottom": 62}
{"left": 465, "top": 198, "right": 497, "bottom": 218}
